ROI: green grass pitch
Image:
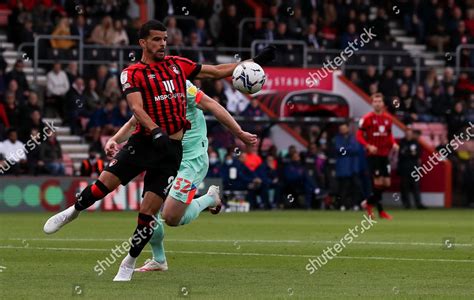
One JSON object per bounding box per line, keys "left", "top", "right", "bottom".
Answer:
{"left": 0, "top": 210, "right": 473, "bottom": 299}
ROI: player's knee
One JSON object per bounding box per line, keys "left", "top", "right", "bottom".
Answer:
{"left": 162, "top": 213, "right": 180, "bottom": 226}
{"left": 90, "top": 180, "right": 111, "bottom": 199}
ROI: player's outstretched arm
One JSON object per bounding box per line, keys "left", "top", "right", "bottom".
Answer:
{"left": 104, "top": 116, "right": 138, "bottom": 157}
{"left": 196, "top": 46, "right": 276, "bottom": 79}
{"left": 198, "top": 93, "right": 258, "bottom": 147}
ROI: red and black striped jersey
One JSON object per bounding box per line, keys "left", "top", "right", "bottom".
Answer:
{"left": 120, "top": 56, "right": 202, "bottom": 136}
{"left": 356, "top": 111, "right": 396, "bottom": 157}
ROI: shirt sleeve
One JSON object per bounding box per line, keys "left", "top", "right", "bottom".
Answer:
{"left": 120, "top": 67, "right": 141, "bottom": 96}
{"left": 173, "top": 56, "right": 202, "bottom": 80}
{"left": 356, "top": 116, "right": 369, "bottom": 147}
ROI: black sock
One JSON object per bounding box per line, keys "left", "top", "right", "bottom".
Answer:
{"left": 373, "top": 187, "right": 384, "bottom": 212}
{"left": 129, "top": 213, "right": 155, "bottom": 258}
{"left": 74, "top": 180, "right": 110, "bottom": 211}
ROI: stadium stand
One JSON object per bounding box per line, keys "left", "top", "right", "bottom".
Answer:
{"left": 0, "top": 0, "right": 473, "bottom": 208}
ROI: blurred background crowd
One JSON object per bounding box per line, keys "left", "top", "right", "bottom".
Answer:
{"left": 0, "top": 0, "right": 473, "bottom": 208}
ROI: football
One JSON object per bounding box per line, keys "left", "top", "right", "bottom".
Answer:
{"left": 232, "top": 61, "right": 266, "bottom": 94}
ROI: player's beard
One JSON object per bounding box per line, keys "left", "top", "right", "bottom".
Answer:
{"left": 148, "top": 47, "right": 165, "bottom": 62}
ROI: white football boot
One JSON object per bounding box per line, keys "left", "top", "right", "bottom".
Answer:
{"left": 43, "top": 205, "right": 80, "bottom": 234}
{"left": 135, "top": 258, "right": 168, "bottom": 272}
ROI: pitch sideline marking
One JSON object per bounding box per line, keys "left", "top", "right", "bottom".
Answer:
{"left": 0, "top": 245, "right": 473, "bottom": 263}
{"left": 4, "top": 237, "right": 473, "bottom": 247}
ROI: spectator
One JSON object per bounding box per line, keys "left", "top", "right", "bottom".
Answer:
{"left": 65, "top": 62, "right": 79, "bottom": 85}
{"left": 5, "top": 60, "right": 30, "bottom": 101}
{"left": 20, "top": 109, "right": 45, "bottom": 143}
{"left": 84, "top": 78, "right": 103, "bottom": 113}
{"left": 166, "top": 17, "right": 183, "bottom": 46}
{"left": 88, "top": 100, "right": 115, "bottom": 135}
{"left": 46, "top": 63, "right": 70, "bottom": 118}
{"left": 340, "top": 23, "right": 357, "bottom": 49}
{"left": 332, "top": 123, "right": 362, "bottom": 210}
{"left": 0, "top": 100, "right": 9, "bottom": 137}
{"left": 257, "top": 154, "right": 280, "bottom": 208}
{"left": 430, "top": 85, "right": 451, "bottom": 119}
{"left": 96, "top": 64, "right": 109, "bottom": 91}
{"left": 238, "top": 152, "right": 269, "bottom": 209}
{"left": 398, "top": 83, "right": 417, "bottom": 123}
{"left": 398, "top": 127, "right": 426, "bottom": 209}
{"left": 221, "top": 153, "right": 254, "bottom": 191}
{"left": 282, "top": 151, "right": 317, "bottom": 209}
{"left": 261, "top": 20, "right": 275, "bottom": 42}
{"left": 4, "top": 92, "right": 20, "bottom": 128}
{"left": 379, "top": 67, "right": 398, "bottom": 102}
{"left": 0, "top": 128, "right": 27, "bottom": 175}
{"left": 6, "top": 79, "right": 24, "bottom": 106}
{"left": 50, "top": 17, "right": 75, "bottom": 49}
{"left": 112, "top": 99, "right": 132, "bottom": 130}
{"left": 220, "top": 4, "right": 239, "bottom": 47}
{"left": 112, "top": 19, "right": 129, "bottom": 46}
{"left": 195, "top": 18, "right": 212, "bottom": 46}
{"left": 413, "top": 85, "right": 431, "bottom": 122}
{"left": 447, "top": 101, "right": 467, "bottom": 139}
{"left": 65, "top": 77, "right": 86, "bottom": 134}
{"left": 423, "top": 68, "right": 439, "bottom": 95}
{"left": 301, "top": 143, "right": 326, "bottom": 189}
{"left": 305, "top": 23, "right": 320, "bottom": 49}
{"left": 70, "top": 15, "right": 90, "bottom": 40}
{"left": 242, "top": 147, "right": 262, "bottom": 172}
{"left": 103, "top": 76, "right": 121, "bottom": 104}
{"left": 207, "top": 148, "right": 222, "bottom": 178}
{"left": 80, "top": 148, "right": 105, "bottom": 178}
{"left": 441, "top": 67, "right": 456, "bottom": 92}
{"left": 25, "top": 128, "right": 42, "bottom": 175}
{"left": 287, "top": 7, "right": 307, "bottom": 38}
{"left": 427, "top": 7, "right": 450, "bottom": 53}
{"left": 361, "top": 65, "right": 378, "bottom": 94}
{"left": 38, "top": 132, "right": 64, "bottom": 176}
{"left": 398, "top": 67, "right": 416, "bottom": 94}
{"left": 88, "top": 16, "right": 115, "bottom": 45}
{"left": 371, "top": 7, "right": 390, "bottom": 40}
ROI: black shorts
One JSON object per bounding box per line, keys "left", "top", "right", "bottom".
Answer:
{"left": 367, "top": 156, "right": 391, "bottom": 178}
{"left": 105, "top": 134, "right": 183, "bottom": 199}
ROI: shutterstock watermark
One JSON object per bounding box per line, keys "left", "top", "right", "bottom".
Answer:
{"left": 93, "top": 215, "right": 161, "bottom": 276}
{"left": 0, "top": 120, "right": 56, "bottom": 174}
{"left": 411, "top": 121, "right": 474, "bottom": 182}
{"left": 305, "top": 215, "right": 377, "bottom": 274}
{"left": 306, "top": 27, "right": 377, "bottom": 88}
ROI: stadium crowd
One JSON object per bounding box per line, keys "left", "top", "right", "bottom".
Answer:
{"left": 0, "top": 0, "right": 473, "bottom": 208}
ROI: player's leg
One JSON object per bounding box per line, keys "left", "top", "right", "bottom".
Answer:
{"left": 43, "top": 144, "right": 142, "bottom": 234}
{"left": 114, "top": 190, "right": 164, "bottom": 281}
{"left": 43, "top": 171, "right": 120, "bottom": 234}
{"left": 115, "top": 139, "right": 183, "bottom": 280}
{"left": 378, "top": 176, "right": 393, "bottom": 220}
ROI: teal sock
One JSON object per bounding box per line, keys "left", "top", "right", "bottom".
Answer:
{"left": 149, "top": 214, "right": 166, "bottom": 263}
{"left": 179, "top": 194, "right": 216, "bottom": 225}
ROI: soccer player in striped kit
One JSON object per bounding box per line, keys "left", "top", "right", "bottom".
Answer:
{"left": 43, "top": 20, "right": 275, "bottom": 280}
{"left": 357, "top": 93, "right": 399, "bottom": 220}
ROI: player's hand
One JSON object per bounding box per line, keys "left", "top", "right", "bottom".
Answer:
{"left": 367, "top": 144, "right": 378, "bottom": 154}
{"left": 105, "top": 139, "right": 119, "bottom": 158}
{"left": 252, "top": 45, "right": 276, "bottom": 65}
{"left": 151, "top": 127, "right": 170, "bottom": 149}
{"left": 392, "top": 143, "right": 400, "bottom": 152}
{"left": 238, "top": 131, "right": 258, "bottom": 148}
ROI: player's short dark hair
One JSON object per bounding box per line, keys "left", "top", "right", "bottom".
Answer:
{"left": 139, "top": 20, "right": 167, "bottom": 39}
{"left": 371, "top": 93, "right": 384, "bottom": 101}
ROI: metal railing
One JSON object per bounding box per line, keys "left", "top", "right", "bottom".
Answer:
{"left": 18, "top": 35, "right": 470, "bottom": 87}
{"left": 455, "top": 44, "right": 474, "bottom": 76}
